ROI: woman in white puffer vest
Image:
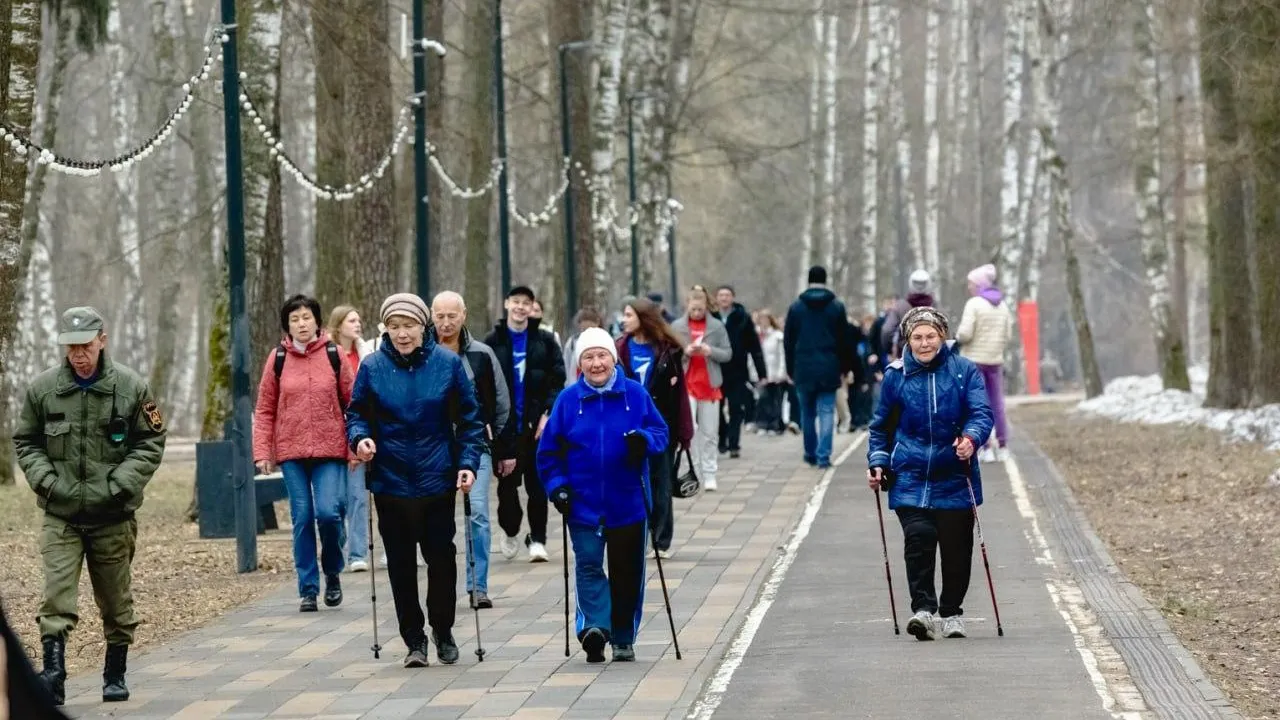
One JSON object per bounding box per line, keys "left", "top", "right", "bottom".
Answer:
{"left": 954, "top": 264, "right": 1012, "bottom": 462}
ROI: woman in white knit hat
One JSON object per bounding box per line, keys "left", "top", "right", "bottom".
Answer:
{"left": 537, "top": 327, "right": 670, "bottom": 663}
{"left": 346, "top": 293, "right": 488, "bottom": 668}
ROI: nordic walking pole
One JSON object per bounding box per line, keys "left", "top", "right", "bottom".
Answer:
{"left": 964, "top": 465, "right": 1004, "bottom": 636}
{"left": 873, "top": 487, "right": 901, "bottom": 635}
{"left": 639, "top": 458, "right": 682, "bottom": 660}
{"left": 561, "top": 512, "right": 570, "bottom": 657}
{"left": 367, "top": 491, "right": 382, "bottom": 659}
{"left": 463, "top": 492, "right": 485, "bottom": 661}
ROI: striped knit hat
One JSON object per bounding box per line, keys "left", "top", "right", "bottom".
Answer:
{"left": 380, "top": 293, "right": 430, "bottom": 326}
{"left": 899, "top": 306, "right": 950, "bottom": 341}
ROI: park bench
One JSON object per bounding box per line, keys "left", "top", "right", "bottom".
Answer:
{"left": 194, "top": 440, "right": 289, "bottom": 539}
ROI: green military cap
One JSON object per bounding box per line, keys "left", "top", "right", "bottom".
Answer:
{"left": 57, "top": 306, "right": 105, "bottom": 345}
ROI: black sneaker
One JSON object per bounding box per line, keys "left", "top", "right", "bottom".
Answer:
{"left": 299, "top": 596, "right": 318, "bottom": 613}
{"left": 324, "top": 575, "right": 343, "bottom": 607}
{"left": 403, "top": 639, "right": 430, "bottom": 668}
{"left": 433, "top": 631, "right": 459, "bottom": 665}
{"left": 581, "top": 628, "right": 607, "bottom": 663}
{"left": 612, "top": 644, "right": 636, "bottom": 662}
{"left": 470, "top": 591, "right": 493, "bottom": 609}
{"left": 729, "top": 450, "right": 741, "bottom": 459}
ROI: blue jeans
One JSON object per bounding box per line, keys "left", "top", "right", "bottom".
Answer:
{"left": 797, "top": 388, "right": 836, "bottom": 466}
{"left": 569, "top": 521, "right": 647, "bottom": 646}
{"left": 345, "top": 463, "right": 369, "bottom": 563}
{"left": 280, "top": 459, "right": 346, "bottom": 598}
{"left": 465, "top": 454, "right": 493, "bottom": 593}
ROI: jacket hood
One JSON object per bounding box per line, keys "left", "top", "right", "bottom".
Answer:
{"left": 978, "top": 287, "right": 1003, "bottom": 306}
{"left": 279, "top": 330, "right": 334, "bottom": 355}
{"left": 800, "top": 287, "right": 836, "bottom": 308}
{"left": 906, "top": 292, "right": 935, "bottom": 308}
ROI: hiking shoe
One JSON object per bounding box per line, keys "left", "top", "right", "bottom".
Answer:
{"left": 500, "top": 535, "right": 520, "bottom": 559}
{"left": 729, "top": 450, "right": 741, "bottom": 459}
{"left": 978, "top": 447, "right": 996, "bottom": 463}
{"left": 470, "top": 591, "right": 493, "bottom": 609}
{"left": 433, "top": 631, "right": 460, "bottom": 665}
{"left": 656, "top": 548, "right": 673, "bottom": 560}
{"left": 906, "top": 610, "right": 938, "bottom": 641}
{"left": 704, "top": 478, "right": 718, "bottom": 492}
{"left": 299, "top": 596, "right": 318, "bottom": 613}
{"left": 581, "top": 628, "right": 607, "bottom": 663}
{"left": 528, "top": 541, "right": 549, "bottom": 563}
{"left": 324, "top": 575, "right": 343, "bottom": 607}
{"left": 348, "top": 559, "right": 369, "bottom": 573}
{"left": 996, "top": 447, "right": 1011, "bottom": 462}
{"left": 403, "top": 639, "right": 430, "bottom": 668}
{"left": 612, "top": 644, "right": 636, "bottom": 662}
{"left": 941, "top": 616, "right": 966, "bottom": 638}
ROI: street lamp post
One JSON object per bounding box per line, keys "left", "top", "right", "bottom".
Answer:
{"left": 558, "top": 41, "right": 590, "bottom": 322}
{"left": 494, "top": 0, "right": 513, "bottom": 293}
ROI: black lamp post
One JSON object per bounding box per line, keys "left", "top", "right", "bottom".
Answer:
{"left": 557, "top": 41, "right": 590, "bottom": 321}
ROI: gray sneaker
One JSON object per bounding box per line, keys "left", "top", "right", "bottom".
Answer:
{"left": 941, "top": 615, "right": 966, "bottom": 638}
{"left": 906, "top": 610, "right": 938, "bottom": 641}
{"left": 403, "top": 640, "right": 430, "bottom": 668}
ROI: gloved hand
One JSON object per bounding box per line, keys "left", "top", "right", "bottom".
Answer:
{"left": 550, "top": 485, "right": 573, "bottom": 515}
{"left": 624, "top": 431, "right": 648, "bottom": 467}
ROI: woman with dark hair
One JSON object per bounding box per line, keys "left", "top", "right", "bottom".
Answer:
{"left": 253, "top": 294, "right": 355, "bottom": 613}
{"left": 616, "top": 297, "right": 694, "bottom": 558}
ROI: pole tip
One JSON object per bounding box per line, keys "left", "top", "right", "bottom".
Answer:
{"left": 998, "top": 627, "right": 1005, "bottom": 637}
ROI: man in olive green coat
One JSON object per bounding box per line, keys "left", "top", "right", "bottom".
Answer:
{"left": 13, "top": 307, "right": 166, "bottom": 706}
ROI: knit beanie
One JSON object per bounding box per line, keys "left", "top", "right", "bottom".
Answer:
{"left": 966, "top": 264, "right": 997, "bottom": 290}
{"left": 899, "top": 306, "right": 950, "bottom": 341}
{"left": 808, "top": 265, "right": 828, "bottom": 285}
{"left": 909, "top": 269, "right": 931, "bottom": 293}
{"left": 380, "top": 293, "right": 430, "bottom": 326}
{"left": 575, "top": 327, "right": 618, "bottom": 367}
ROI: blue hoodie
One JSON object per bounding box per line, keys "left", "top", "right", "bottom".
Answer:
{"left": 536, "top": 368, "right": 670, "bottom": 529}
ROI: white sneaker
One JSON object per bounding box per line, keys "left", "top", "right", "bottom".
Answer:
{"left": 379, "top": 552, "right": 424, "bottom": 567}
{"left": 500, "top": 535, "right": 520, "bottom": 560}
{"left": 977, "top": 447, "right": 996, "bottom": 464}
{"left": 656, "top": 548, "right": 673, "bottom": 560}
{"left": 349, "top": 560, "right": 369, "bottom": 573}
{"left": 704, "top": 478, "right": 718, "bottom": 492}
{"left": 941, "top": 616, "right": 966, "bottom": 638}
{"left": 996, "top": 447, "right": 1011, "bottom": 462}
{"left": 380, "top": 552, "right": 388, "bottom": 568}
{"left": 906, "top": 610, "right": 938, "bottom": 641}
{"left": 528, "top": 541, "right": 549, "bottom": 563}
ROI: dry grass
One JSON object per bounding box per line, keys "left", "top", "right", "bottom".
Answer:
{"left": 1013, "top": 404, "right": 1280, "bottom": 720}
{"left": 0, "top": 461, "right": 294, "bottom": 677}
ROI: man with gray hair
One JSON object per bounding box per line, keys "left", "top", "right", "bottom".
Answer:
{"left": 430, "top": 291, "right": 514, "bottom": 608}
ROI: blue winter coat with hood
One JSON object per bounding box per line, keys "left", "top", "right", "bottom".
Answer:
{"left": 537, "top": 368, "right": 669, "bottom": 530}
{"left": 346, "top": 336, "right": 487, "bottom": 499}
{"left": 867, "top": 343, "right": 993, "bottom": 510}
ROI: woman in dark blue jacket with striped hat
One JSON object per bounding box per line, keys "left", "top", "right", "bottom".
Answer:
{"left": 537, "top": 327, "right": 669, "bottom": 663}
{"left": 346, "top": 293, "right": 487, "bottom": 668}
{"left": 867, "top": 306, "right": 993, "bottom": 642}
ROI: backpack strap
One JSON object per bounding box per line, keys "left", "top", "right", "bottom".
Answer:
{"left": 326, "top": 342, "right": 346, "bottom": 410}
{"left": 273, "top": 347, "right": 287, "bottom": 379}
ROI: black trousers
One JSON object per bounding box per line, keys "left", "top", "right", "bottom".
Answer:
{"left": 718, "top": 381, "right": 750, "bottom": 452}
{"left": 375, "top": 493, "right": 456, "bottom": 647}
{"left": 497, "top": 428, "right": 548, "bottom": 544}
{"left": 754, "top": 383, "right": 785, "bottom": 433}
{"left": 647, "top": 444, "right": 675, "bottom": 551}
{"left": 896, "top": 507, "right": 974, "bottom": 617}
{"left": 851, "top": 383, "right": 875, "bottom": 428}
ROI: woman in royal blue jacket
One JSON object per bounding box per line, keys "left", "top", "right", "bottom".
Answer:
{"left": 866, "top": 306, "right": 993, "bottom": 642}
{"left": 346, "top": 293, "right": 487, "bottom": 669}
{"left": 537, "top": 327, "right": 669, "bottom": 664}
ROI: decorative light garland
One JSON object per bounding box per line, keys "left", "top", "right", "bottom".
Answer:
{"left": 506, "top": 157, "right": 574, "bottom": 228}
{"left": 0, "top": 29, "right": 224, "bottom": 176}
{"left": 427, "top": 151, "right": 503, "bottom": 199}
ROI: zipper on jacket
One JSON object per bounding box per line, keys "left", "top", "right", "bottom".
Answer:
{"left": 924, "top": 373, "right": 935, "bottom": 509}
{"left": 79, "top": 390, "right": 88, "bottom": 516}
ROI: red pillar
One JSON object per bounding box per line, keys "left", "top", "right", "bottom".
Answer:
{"left": 1018, "top": 300, "right": 1041, "bottom": 395}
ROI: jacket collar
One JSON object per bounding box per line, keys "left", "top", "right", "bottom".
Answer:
{"left": 429, "top": 325, "right": 472, "bottom": 352}
{"left": 494, "top": 317, "right": 542, "bottom": 336}
{"left": 279, "top": 330, "right": 333, "bottom": 356}
{"left": 378, "top": 332, "right": 435, "bottom": 368}
{"left": 903, "top": 343, "right": 953, "bottom": 376}
{"left": 55, "top": 352, "right": 117, "bottom": 395}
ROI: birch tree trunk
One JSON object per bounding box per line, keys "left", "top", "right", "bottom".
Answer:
{"left": 819, "top": 4, "right": 839, "bottom": 274}
{"left": 798, "top": 0, "right": 823, "bottom": 291}
{"left": 250, "top": 5, "right": 287, "bottom": 378}
{"left": 0, "top": 0, "right": 43, "bottom": 484}
{"left": 312, "top": 0, "right": 351, "bottom": 305}
{"left": 1034, "top": 0, "right": 1102, "bottom": 397}
{"left": 888, "top": 11, "right": 922, "bottom": 271}
{"left": 859, "top": 0, "right": 885, "bottom": 314}
{"left": 996, "top": 0, "right": 1026, "bottom": 289}
{"left": 1133, "top": 0, "right": 1190, "bottom": 391}
{"left": 922, "top": 0, "right": 941, "bottom": 277}
{"left": 463, "top": 0, "right": 496, "bottom": 321}
{"left": 589, "top": 0, "right": 629, "bottom": 308}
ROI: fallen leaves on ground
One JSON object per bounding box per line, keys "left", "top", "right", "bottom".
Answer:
{"left": 1014, "top": 404, "right": 1280, "bottom": 720}
{"left": 0, "top": 461, "right": 293, "bottom": 677}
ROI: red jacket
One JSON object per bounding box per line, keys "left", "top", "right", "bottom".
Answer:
{"left": 252, "top": 332, "right": 355, "bottom": 464}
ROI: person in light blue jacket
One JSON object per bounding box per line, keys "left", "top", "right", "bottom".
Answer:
{"left": 537, "top": 327, "right": 669, "bottom": 664}
{"left": 866, "top": 306, "right": 993, "bottom": 643}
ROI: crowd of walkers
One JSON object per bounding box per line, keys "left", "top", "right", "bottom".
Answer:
{"left": 7, "top": 258, "right": 1019, "bottom": 710}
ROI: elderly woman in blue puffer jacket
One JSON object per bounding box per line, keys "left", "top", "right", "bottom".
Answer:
{"left": 866, "top": 306, "right": 993, "bottom": 643}
{"left": 346, "top": 293, "right": 487, "bottom": 669}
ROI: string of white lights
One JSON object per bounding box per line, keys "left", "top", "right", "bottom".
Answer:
{"left": 0, "top": 29, "right": 223, "bottom": 176}
{"left": 427, "top": 151, "right": 503, "bottom": 199}
{"left": 507, "top": 157, "right": 574, "bottom": 228}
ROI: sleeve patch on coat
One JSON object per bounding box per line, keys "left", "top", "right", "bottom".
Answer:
{"left": 143, "top": 400, "right": 164, "bottom": 432}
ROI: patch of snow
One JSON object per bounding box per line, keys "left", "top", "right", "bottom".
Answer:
{"left": 1075, "top": 366, "right": 1280, "bottom": 452}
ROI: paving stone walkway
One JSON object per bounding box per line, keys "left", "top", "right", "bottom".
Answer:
{"left": 63, "top": 433, "right": 857, "bottom": 720}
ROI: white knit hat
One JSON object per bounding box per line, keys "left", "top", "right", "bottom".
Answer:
{"left": 575, "top": 327, "right": 618, "bottom": 367}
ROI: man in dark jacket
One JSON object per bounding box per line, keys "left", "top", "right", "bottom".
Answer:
{"left": 881, "top": 270, "right": 937, "bottom": 361}
{"left": 431, "top": 291, "right": 512, "bottom": 609}
{"left": 713, "top": 286, "right": 766, "bottom": 458}
{"left": 784, "top": 266, "right": 851, "bottom": 469}
{"left": 484, "top": 286, "right": 567, "bottom": 563}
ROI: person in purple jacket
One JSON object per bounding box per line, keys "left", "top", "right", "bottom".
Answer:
{"left": 536, "top": 327, "right": 670, "bottom": 663}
